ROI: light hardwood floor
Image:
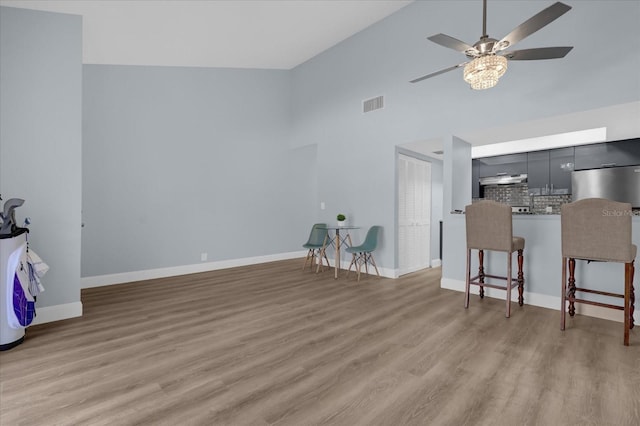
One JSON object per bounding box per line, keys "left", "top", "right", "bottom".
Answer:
{"left": 1, "top": 259, "right": 639, "bottom": 426}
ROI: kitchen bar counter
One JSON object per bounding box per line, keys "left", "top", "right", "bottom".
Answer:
{"left": 450, "top": 210, "right": 561, "bottom": 216}
{"left": 441, "top": 212, "right": 640, "bottom": 323}
{"left": 451, "top": 210, "right": 640, "bottom": 217}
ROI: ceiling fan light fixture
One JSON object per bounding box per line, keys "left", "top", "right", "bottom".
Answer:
{"left": 410, "top": 2, "right": 572, "bottom": 88}
{"left": 463, "top": 55, "right": 508, "bottom": 90}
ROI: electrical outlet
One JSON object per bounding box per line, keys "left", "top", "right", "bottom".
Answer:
{"left": 320, "top": 202, "right": 325, "bottom": 210}
{"left": 201, "top": 252, "right": 208, "bottom": 262}
{"left": 546, "top": 206, "right": 553, "bottom": 213}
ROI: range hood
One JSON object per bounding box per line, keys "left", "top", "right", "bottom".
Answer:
{"left": 572, "top": 165, "right": 640, "bottom": 208}
{"left": 479, "top": 174, "right": 528, "bottom": 186}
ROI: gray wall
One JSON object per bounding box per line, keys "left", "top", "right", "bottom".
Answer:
{"left": 0, "top": 6, "right": 82, "bottom": 309}
{"left": 442, "top": 136, "right": 472, "bottom": 280}
{"left": 290, "top": 0, "right": 640, "bottom": 270}
{"left": 82, "top": 65, "right": 317, "bottom": 276}
{"left": 3, "top": 1, "right": 639, "bottom": 317}
{"left": 429, "top": 159, "right": 444, "bottom": 262}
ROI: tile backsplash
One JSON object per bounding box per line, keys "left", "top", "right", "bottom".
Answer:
{"left": 479, "top": 183, "right": 571, "bottom": 214}
{"left": 531, "top": 194, "right": 572, "bottom": 214}
{"left": 482, "top": 183, "right": 529, "bottom": 206}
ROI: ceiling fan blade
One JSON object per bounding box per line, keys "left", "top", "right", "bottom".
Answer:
{"left": 502, "top": 46, "right": 573, "bottom": 60}
{"left": 410, "top": 63, "right": 467, "bottom": 84}
{"left": 428, "top": 33, "right": 478, "bottom": 55}
{"left": 495, "top": 2, "right": 572, "bottom": 52}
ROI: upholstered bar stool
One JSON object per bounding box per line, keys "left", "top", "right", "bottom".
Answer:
{"left": 465, "top": 200, "right": 525, "bottom": 318}
{"left": 561, "top": 198, "right": 636, "bottom": 346}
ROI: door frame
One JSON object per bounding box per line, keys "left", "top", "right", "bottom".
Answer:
{"left": 396, "top": 151, "right": 432, "bottom": 276}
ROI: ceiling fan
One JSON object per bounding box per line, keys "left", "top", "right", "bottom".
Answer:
{"left": 410, "top": 0, "right": 573, "bottom": 90}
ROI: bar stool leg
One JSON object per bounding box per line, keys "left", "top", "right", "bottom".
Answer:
{"left": 624, "top": 261, "right": 631, "bottom": 346}
{"left": 478, "top": 249, "right": 485, "bottom": 299}
{"left": 630, "top": 260, "right": 635, "bottom": 330}
{"left": 561, "top": 256, "right": 567, "bottom": 331}
{"left": 517, "top": 249, "right": 524, "bottom": 306}
{"left": 465, "top": 249, "right": 471, "bottom": 309}
{"left": 506, "top": 252, "right": 512, "bottom": 318}
{"left": 568, "top": 258, "right": 576, "bottom": 317}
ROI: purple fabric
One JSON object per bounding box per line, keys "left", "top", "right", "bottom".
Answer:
{"left": 13, "top": 272, "right": 35, "bottom": 327}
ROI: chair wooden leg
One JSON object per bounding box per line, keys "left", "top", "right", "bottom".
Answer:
{"left": 369, "top": 253, "right": 380, "bottom": 278}
{"left": 506, "top": 252, "right": 512, "bottom": 318}
{"left": 356, "top": 253, "right": 363, "bottom": 282}
{"left": 303, "top": 249, "right": 313, "bottom": 271}
{"left": 364, "top": 253, "right": 370, "bottom": 276}
{"left": 322, "top": 248, "right": 330, "bottom": 271}
{"left": 630, "top": 260, "right": 635, "bottom": 330}
{"left": 465, "top": 249, "right": 471, "bottom": 309}
{"left": 316, "top": 249, "right": 322, "bottom": 273}
{"left": 478, "top": 250, "right": 485, "bottom": 299}
{"left": 346, "top": 254, "right": 356, "bottom": 277}
{"left": 568, "top": 258, "right": 576, "bottom": 317}
{"left": 624, "top": 261, "right": 632, "bottom": 346}
{"left": 319, "top": 234, "right": 334, "bottom": 274}
{"left": 561, "top": 256, "right": 567, "bottom": 331}
{"left": 517, "top": 249, "right": 524, "bottom": 306}
{"left": 316, "top": 247, "right": 327, "bottom": 273}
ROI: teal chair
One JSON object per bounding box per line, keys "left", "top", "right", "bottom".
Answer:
{"left": 303, "top": 223, "right": 330, "bottom": 271}
{"left": 346, "top": 226, "right": 381, "bottom": 281}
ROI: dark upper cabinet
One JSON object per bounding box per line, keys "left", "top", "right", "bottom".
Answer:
{"left": 477, "top": 148, "right": 576, "bottom": 195}
{"left": 526, "top": 148, "right": 574, "bottom": 194}
{"left": 473, "top": 139, "right": 639, "bottom": 196}
{"left": 527, "top": 150, "right": 550, "bottom": 193}
{"left": 472, "top": 159, "right": 480, "bottom": 198}
{"left": 478, "top": 153, "right": 528, "bottom": 177}
{"left": 549, "top": 147, "right": 574, "bottom": 193}
{"left": 574, "top": 139, "right": 640, "bottom": 170}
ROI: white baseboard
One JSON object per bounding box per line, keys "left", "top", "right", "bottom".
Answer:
{"left": 82, "top": 253, "right": 401, "bottom": 289}
{"left": 431, "top": 259, "right": 442, "bottom": 268}
{"left": 441, "top": 278, "right": 639, "bottom": 323}
{"left": 325, "top": 259, "right": 397, "bottom": 279}
{"left": 82, "top": 250, "right": 308, "bottom": 289}
{"left": 31, "top": 301, "right": 83, "bottom": 326}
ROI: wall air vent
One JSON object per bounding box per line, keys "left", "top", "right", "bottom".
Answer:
{"left": 432, "top": 150, "right": 444, "bottom": 155}
{"left": 363, "top": 95, "right": 384, "bottom": 113}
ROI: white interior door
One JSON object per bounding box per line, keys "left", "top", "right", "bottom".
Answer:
{"left": 398, "top": 154, "right": 431, "bottom": 275}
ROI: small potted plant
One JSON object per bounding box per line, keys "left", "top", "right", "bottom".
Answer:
{"left": 337, "top": 213, "right": 346, "bottom": 226}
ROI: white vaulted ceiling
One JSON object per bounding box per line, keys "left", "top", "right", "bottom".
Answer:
{"left": 4, "top": 0, "right": 638, "bottom": 152}
{"left": 0, "top": 0, "right": 412, "bottom": 69}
